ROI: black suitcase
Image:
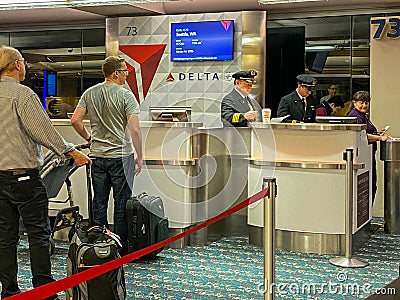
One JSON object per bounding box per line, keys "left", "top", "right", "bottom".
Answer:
{"left": 66, "top": 164, "right": 126, "bottom": 300}
{"left": 126, "top": 192, "right": 169, "bottom": 260}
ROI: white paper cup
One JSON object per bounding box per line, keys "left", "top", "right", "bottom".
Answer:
{"left": 262, "top": 108, "right": 271, "bottom": 124}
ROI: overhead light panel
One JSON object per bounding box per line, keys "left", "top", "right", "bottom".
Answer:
{"left": 0, "top": 0, "right": 175, "bottom": 10}
{"left": 258, "top": 0, "right": 324, "bottom": 4}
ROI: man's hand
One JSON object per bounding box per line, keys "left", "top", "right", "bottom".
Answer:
{"left": 134, "top": 157, "right": 143, "bottom": 175}
{"left": 66, "top": 149, "right": 92, "bottom": 166}
{"left": 243, "top": 110, "right": 257, "bottom": 121}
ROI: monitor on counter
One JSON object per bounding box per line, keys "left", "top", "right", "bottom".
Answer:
{"left": 149, "top": 107, "right": 191, "bottom": 122}
{"left": 315, "top": 116, "right": 357, "bottom": 124}
{"left": 170, "top": 20, "right": 234, "bottom": 62}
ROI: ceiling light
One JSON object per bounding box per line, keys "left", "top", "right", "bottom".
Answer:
{"left": 0, "top": 0, "right": 175, "bottom": 10}
{"left": 258, "top": 0, "right": 324, "bottom": 4}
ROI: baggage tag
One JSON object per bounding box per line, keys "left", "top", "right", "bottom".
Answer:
{"left": 106, "top": 229, "right": 122, "bottom": 247}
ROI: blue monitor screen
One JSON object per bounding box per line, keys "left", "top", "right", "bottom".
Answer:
{"left": 171, "top": 20, "right": 234, "bottom": 62}
{"left": 47, "top": 72, "right": 57, "bottom": 96}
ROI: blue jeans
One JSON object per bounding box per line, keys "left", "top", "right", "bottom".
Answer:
{"left": 0, "top": 169, "right": 57, "bottom": 299}
{"left": 91, "top": 155, "right": 135, "bottom": 255}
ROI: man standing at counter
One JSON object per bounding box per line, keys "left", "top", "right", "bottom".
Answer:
{"left": 221, "top": 70, "right": 260, "bottom": 127}
{"left": 0, "top": 46, "right": 91, "bottom": 299}
{"left": 71, "top": 56, "right": 143, "bottom": 256}
{"left": 277, "top": 74, "right": 317, "bottom": 123}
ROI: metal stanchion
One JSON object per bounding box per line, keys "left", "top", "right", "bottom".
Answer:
{"left": 263, "top": 178, "right": 276, "bottom": 300}
{"left": 329, "top": 148, "right": 369, "bottom": 268}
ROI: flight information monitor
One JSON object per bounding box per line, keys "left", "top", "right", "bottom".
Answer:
{"left": 171, "top": 20, "right": 234, "bottom": 62}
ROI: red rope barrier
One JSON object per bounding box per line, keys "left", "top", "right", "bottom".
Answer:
{"left": 9, "top": 187, "right": 269, "bottom": 299}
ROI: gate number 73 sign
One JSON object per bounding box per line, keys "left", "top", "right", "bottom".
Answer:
{"left": 371, "top": 18, "right": 400, "bottom": 39}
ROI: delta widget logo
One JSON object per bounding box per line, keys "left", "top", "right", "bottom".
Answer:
{"left": 166, "top": 73, "right": 174, "bottom": 82}
{"left": 119, "top": 44, "right": 166, "bottom": 103}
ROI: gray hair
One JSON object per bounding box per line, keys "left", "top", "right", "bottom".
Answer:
{"left": 0, "top": 46, "right": 22, "bottom": 75}
{"left": 352, "top": 90, "right": 370, "bottom": 102}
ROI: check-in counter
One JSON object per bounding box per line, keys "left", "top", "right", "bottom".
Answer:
{"left": 51, "top": 119, "right": 374, "bottom": 253}
{"left": 247, "top": 122, "right": 372, "bottom": 255}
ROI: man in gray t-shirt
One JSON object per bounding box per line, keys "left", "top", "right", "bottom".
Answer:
{"left": 71, "top": 56, "right": 143, "bottom": 255}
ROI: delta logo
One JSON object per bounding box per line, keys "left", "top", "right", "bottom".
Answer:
{"left": 166, "top": 73, "right": 174, "bottom": 82}
{"left": 119, "top": 44, "right": 166, "bottom": 103}
{"left": 165, "top": 72, "right": 220, "bottom": 82}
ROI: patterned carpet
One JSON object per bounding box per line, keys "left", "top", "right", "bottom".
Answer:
{"left": 14, "top": 220, "right": 400, "bottom": 299}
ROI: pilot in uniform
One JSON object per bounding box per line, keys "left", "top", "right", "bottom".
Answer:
{"left": 277, "top": 74, "right": 317, "bottom": 123}
{"left": 221, "top": 70, "right": 260, "bottom": 127}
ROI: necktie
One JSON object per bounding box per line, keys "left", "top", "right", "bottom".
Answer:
{"left": 245, "top": 96, "right": 254, "bottom": 111}
{"left": 302, "top": 98, "right": 307, "bottom": 110}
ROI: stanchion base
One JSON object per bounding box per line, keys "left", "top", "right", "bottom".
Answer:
{"left": 329, "top": 257, "right": 369, "bottom": 268}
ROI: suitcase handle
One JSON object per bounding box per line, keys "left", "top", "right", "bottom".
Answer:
{"left": 86, "top": 164, "right": 94, "bottom": 226}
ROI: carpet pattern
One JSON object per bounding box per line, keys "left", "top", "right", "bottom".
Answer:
{"left": 13, "top": 221, "right": 400, "bottom": 299}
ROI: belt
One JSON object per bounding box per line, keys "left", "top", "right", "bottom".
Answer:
{"left": 0, "top": 168, "right": 37, "bottom": 176}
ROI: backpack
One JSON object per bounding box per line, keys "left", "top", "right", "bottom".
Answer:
{"left": 66, "top": 220, "right": 126, "bottom": 300}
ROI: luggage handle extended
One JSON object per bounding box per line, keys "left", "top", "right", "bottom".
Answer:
{"left": 86, "top": 163, "right": 94, "bottom": 227}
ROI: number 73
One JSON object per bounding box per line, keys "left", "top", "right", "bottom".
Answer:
{"left": 371, "top": 18, "right": 400, "bottom": 39}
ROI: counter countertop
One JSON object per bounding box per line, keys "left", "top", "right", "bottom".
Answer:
{"left": 249, "top": 122, "right": 366, "bottom": 131}
{"left": 52, "top": 119, "right": 366, "bottom": 131}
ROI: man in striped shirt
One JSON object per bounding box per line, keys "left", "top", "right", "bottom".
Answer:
{"left": 0, "top": 46, "right": 91, "bottom": 299}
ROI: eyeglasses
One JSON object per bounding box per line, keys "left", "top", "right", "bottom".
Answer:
{"left": 116, "top": 69, "right": 129, "bottom": 74}
{"left": 355, "top": 100, "right": 370, "bottom": 105}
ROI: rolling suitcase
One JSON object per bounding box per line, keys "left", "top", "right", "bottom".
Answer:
{"left": 126, "top": 192, "right": 169, "bottom": 260}
{"left": 66, "top": 164, "right": 126, "bottom": 300}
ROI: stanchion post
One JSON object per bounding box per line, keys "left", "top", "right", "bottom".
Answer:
{"left": 263, "top": 177, "right": 276, "bottom": 300}
{"left": 329, "top": 148, "right": 369, "bottom": 268}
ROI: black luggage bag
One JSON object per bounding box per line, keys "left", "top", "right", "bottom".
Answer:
{"left": 66, "top": 164, "right": 126, "bottom": 300}
{"left": 126, "top": 192, "right": 169, "bottom": 260}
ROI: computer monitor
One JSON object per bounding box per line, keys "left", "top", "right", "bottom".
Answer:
{"left": 315, "top": 116, "right": 357, "bottom": 124}
{"left": 149, "top": 107, "right": 191, "bottom": 122}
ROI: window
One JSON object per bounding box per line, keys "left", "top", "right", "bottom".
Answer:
{"left": 2, "top": 28, "right": 105, "bottom": 118}
{"left": 266, "top": 14, "right": 380, "bottom": 115}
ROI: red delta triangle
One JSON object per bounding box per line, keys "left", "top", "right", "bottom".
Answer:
{"left": 126, "top": 68, "right": 140, "bottom": 103}
{"left": 166, "top": 73, "right": 174, "bottom": 82}
{"left": 119, "top": 44, "right": 166, "bottom": 102}
{"left": 221, "top": 20, "right": 232, "bottom": 31}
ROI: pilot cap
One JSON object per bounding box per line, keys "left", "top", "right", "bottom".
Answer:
{"left": 232, "top": 70, "right": 257, "bottom": 83}
{"left": 296, "top": 74, "right": 317, "bottom": 87}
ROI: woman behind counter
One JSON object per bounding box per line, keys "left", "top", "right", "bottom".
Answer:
{"left": 347, "top": 91, "right": 391, "bottom": 202}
